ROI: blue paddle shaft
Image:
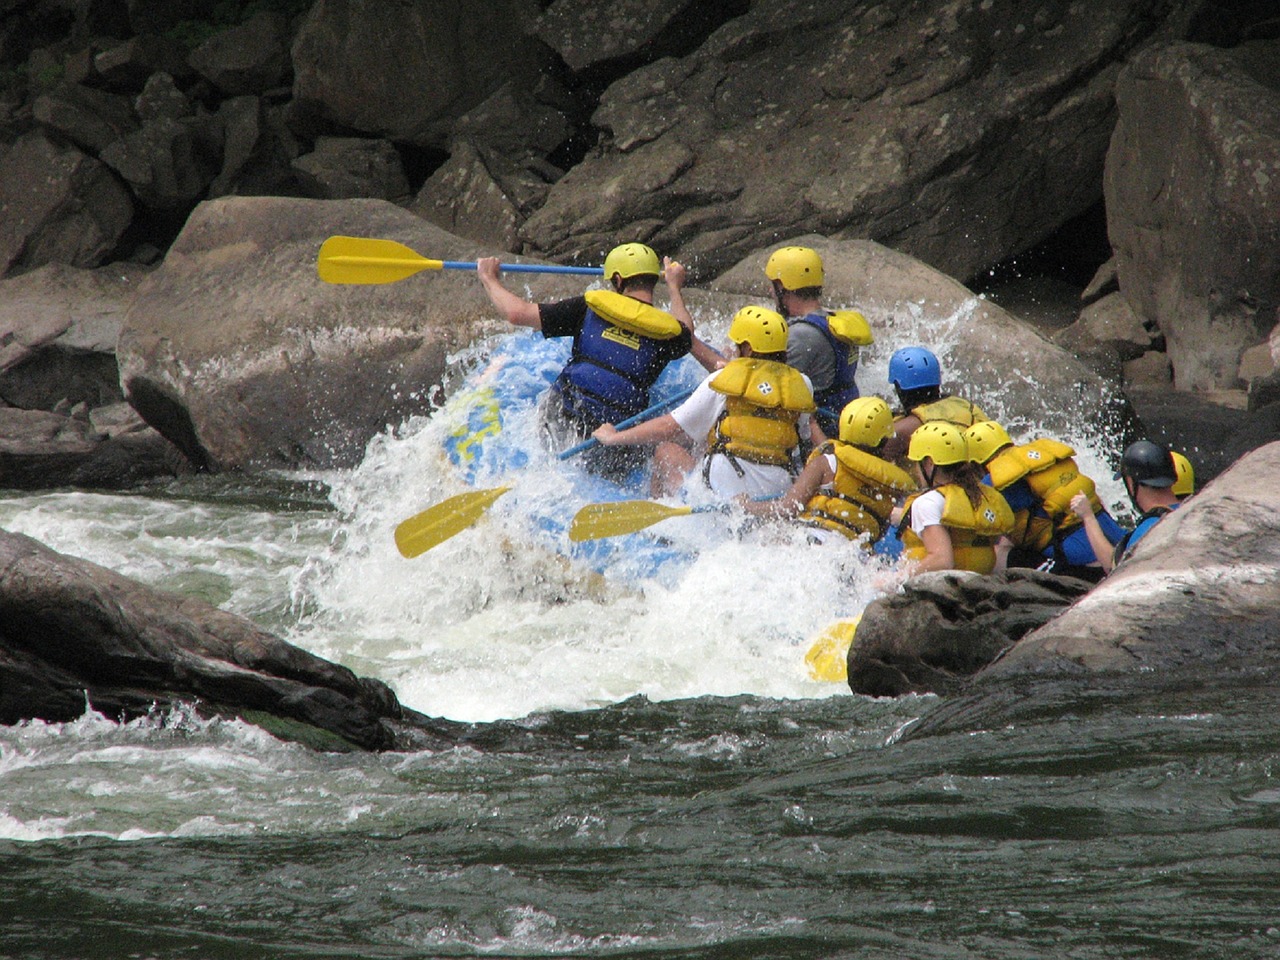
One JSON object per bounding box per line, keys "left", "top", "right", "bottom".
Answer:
{"left": 440, "top": 260, "right": 603, "bottom": 276}
{"left": 557, "top": 387, "right": 696, "bottom": 461}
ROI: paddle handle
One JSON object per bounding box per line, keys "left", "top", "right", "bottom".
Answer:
{"left": 441, "top": 260, "right": 603, "bottom": 276}
{"left": 557, "top": 387, "right": 696, "bottom": 461}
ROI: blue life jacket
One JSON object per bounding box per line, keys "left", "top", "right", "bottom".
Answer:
{"left": 792, "top": 312, "right": 860, "bottom": 433}
{"left": 1112, "top": 503, "right": 1177, "bottom": 567}
{"left": 555, "top": 307, "right": 668, "bottom": 426}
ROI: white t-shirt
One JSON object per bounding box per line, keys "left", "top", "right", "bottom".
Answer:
{"left": 670, "top": 370, "right": 813, "bottom": 499}
{"left": 909, "top": 488, "right": 946, "bottom": 536}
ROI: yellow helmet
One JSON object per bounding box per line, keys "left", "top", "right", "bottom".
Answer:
{"left": 964, "top": 420, "right": 1012, "bottom": 465}
{"left": 603, "top": 242, "right": 660, "bottom": 281}
{"left": 764, "top": 246, "right": 824, "bottom": 291}
{"left": 1171, "top": 451, "right": 1195, "bottom": 497}
{"left": 838, "top": 396, "right": 894, "bottom": 447}
{"left": 907, "top": 421, "right": 968, "bottom": 466}
{"left": 728, "top": 306, "right": 789, "bottom": 354}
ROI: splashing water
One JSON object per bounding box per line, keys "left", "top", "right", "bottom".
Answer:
{"left": 0, "top": 296, "right": 1134, "bottom": 729}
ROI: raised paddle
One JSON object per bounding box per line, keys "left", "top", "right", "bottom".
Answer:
{"left": 568, "top": 500, "right": 727, "bottom": 542}
{"left": 394, "top": 486, "right": 512, "bottom": 558}
{"left": 557, "top": 387, "right": 696, "bottom": 461}
{"left": 318, "top": 236, "right": 604, "bottom": 285}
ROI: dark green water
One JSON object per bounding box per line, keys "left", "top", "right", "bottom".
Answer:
{"left": 4, "top": 687, "right": 1279, "bottom": 959}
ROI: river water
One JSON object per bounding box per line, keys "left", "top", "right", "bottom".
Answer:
{"left": 3, "top": 317, "right": 1279, "bottom": 958}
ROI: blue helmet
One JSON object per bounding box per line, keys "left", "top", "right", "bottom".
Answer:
{"left": 888, "top": 346, "right": 941, "bottom": 391}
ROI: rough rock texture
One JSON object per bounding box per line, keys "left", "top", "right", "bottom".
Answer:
{"left": 996, "top": 439, "right": 1280, "bottom": 676}
{"left": 0, "top": 263, "right": 142, "bottom": 410}
{"left": 0, "top": 131, "right": 134, "bottom": 276}
{"left": 1105, "top": 40, "right": 1280, "bottom": 391}
{"left": 712, "top": 236, "right": 1137, "bottom": 456}
{"left": 904, "top": 440, "right": 1280, "bottom": 738}
{"left": 534, "top": 0, "right": 707, "bottom": 72}
{"left": 0, "top": 406, "right": 190, "bottom": 489}
{"left": 0, "top": 529, "right": 462, "bottom": 751}
{"left": 0, "top": 262, "right": 191, "bottom": 487}
{"left": 520, "top": 0, "right": 1200, "bottom": 281}
{"left": 290, "top": 0, "right": 551, "bottom": 150}
{"left": 115, "top": 196, "right": 587, "bottom": 471}
{"left": 847, "top": 569, "right": 1092, "bottom": 697}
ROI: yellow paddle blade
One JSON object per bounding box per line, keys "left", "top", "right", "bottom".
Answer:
{"left": 393, "top": 486, "right": 511, "bottom": 558}
{"left": 803, "top": 616, "right": 862, "bottom": 682}
{"left": 317, "top": 236, "right": 443, "bottom": 285}
{"left": 568, "top": 500, "right": 696, "bottom": 542}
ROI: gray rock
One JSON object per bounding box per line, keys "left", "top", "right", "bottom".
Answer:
{"left": 520, "top": 0, "right": 1200, "bottom": 282}
{"left": 410, "top": 139, "right": 547, "bottom": 252}
{"left": 291, "top": 0, "right": 551, "bottom": 150}
{"left": 93, "top": 33, "right": 191, "bottom": 89}
{"left": 847, "top": 569, "right": 1092, "bottom": 697}
{"left": 100, "top": 114, "right": 212, "bottom": 211}
{"left": 0, "top": 131, "right": 134, "bottom": 278}
{"left": 188, "top": 9, "right": 291, "bottom": 96}
{"left": 983, "top": 440, "right": 1280, "bottom": 677}
{"left": 115, "top": 195, "right": 587, "bottom": 472}
{"left": 1055, "top": 291, "right": 1154, "bottom": 364}
{"left": 291, "top": 135, "right": 409, "bottom": 202}
{"left": 1106, "top": 41, "right": 1280, "bottom": 390}
{"left": 0, "top": 529, "right": 461, "bottom": 751}
{"left": 0, "top": 407, "right": 189, "bottom": 488}
{"left": 133, "top": 70, "right": 193, "bottom": 123}
{"left": 31, "top": 81, "right": 138, "bottom": 154}
{"left": 534, "top": 0, "right": 699, "bottom": 72}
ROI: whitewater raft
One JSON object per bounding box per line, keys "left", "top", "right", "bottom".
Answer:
{"left": 436, "top": 331, "right": 710, "bottom": 585}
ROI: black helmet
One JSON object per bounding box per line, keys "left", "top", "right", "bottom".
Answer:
{"left": 1117, "top": 440, "right": 1176, "bottom": 488}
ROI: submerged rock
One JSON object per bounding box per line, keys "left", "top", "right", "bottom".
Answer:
{"left": 0, "top": 530, "right": 463, "bottom": 751}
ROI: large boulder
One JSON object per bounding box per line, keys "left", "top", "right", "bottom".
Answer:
{"left": 0, "top": 529, "right": 462, "bottom": 751}
{"left": 519, "top": 0, "right": 1201, "bottom": 281}
{"left": 904, "top": 440, "right": 1280, "bottom": 738}
{"left": 115, "top": 196, "right": 589, "bottom": 472}
{"left": 711, "top": 236, "right": 1137, "bottom": 457}
{"left": 1105, "top": 41, "right": 1280, "bottom": 391}
{"left": 0, "top": 262, "right": 141, "bottom": 411}
{"left": 0, "top": 262, "right": 190, "bottom": 489}
{"left": 290, "top": 0, "right": 552, "bottom": 150}
{"left": 983, "top": 440, "right": 1280, "bottom": 678}
{"left": 847, "top": 569, "right": 1093, "bottom": 697}
{"left": 0, "top": 130, "right": 134, "bottom": 279}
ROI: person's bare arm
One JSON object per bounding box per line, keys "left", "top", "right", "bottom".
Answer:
{"left": 663, "top": 257, "right": 724, "bottom": 372}
{"left": 477, "top": 257, "right": 542, "bottom": 329}
{"left": 883, "top": 413, "right": 920, "bottom": 462}
{"left": 739, "top": 452, "right": 832, "bottom": 519}
{"left": 593, "top": 413, "right": 686, "bottom": 448}
{"left": 908, "top": 524, "right": 954, "bottom": 574}
{"left": 1070, "top": 492, "right": 1115, "bottom": 574}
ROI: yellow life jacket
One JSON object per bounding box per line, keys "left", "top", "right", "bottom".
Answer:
{"left": 800, "top": 441, "right": 918, "bottom": 544}
{"left": 908, "top": 395, "right": 989, "bottom": 428}
{"left": 826, "top": 310, "right": 874, "bottom": 346}
{"left": 707, "top": 358, "right": 815, "bottom": 468}
{"left": 900, "top": 484, "right": 1015, "bottom": 574}
{"left": 582, "top": 289, "right": 682, "bottom": 340}
{"left": 986, "top": 438, "right": 1102, "bottom": 552}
